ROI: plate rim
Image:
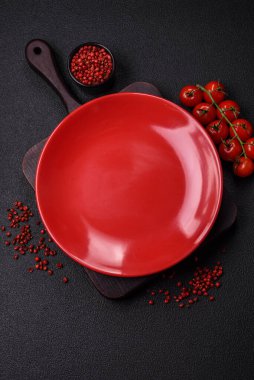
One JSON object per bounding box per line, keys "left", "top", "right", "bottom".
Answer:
{"left": 36, "top": 92, "right": 223, "bottom": 277}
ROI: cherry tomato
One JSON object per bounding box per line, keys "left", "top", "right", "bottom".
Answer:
{"left": 229, "top": 119, "right": 253, "bottom": 142}
{"left": 219, "top": 138, "right": 242, "bottom": 161}
{"left": 203, "top": 81, "right": 226, "bottom": 104}
{"left": 179, "top": 85, "right": 203, "bottom": 107}
{"left": 233, "top": 157, "right": 254, "bottom": 177}
{"left": 245, "top": 137, "right": 254, "bottom": 160}
{"left": 206, "top": 120, "right": 229, "bottom": 145}
{"left": 216, "top": 100, "right": 240, "bottom": 122}
{"left": 192, "top": 103, "right": 216, "bottom": 125}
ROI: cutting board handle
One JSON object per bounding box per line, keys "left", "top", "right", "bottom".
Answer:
{"left": 25, "top": 39, "right": 80, "bottom": 113}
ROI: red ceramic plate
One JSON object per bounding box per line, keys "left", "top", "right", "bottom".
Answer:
{"left": 36, "top": 93, "right": 222, "bottom": 277}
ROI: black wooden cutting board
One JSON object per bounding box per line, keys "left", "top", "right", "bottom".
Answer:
{"left": 23, "top": 39, "right": 237, "bottom": 298}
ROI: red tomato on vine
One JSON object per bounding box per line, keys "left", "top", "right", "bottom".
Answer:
{"left": 192, "top": 103, "right": 216, "bottom": 125}
{"left": 233, "top": 157, "right": 254, "bottom": 177}
{"left": 216, "top": 100, "right": 240, "bottom": 122}
{"left": 229, "top": 119, "right": 253, "bottom": 142}
{"left": 203, "top": 81, "right": 226, "bottom": 104}
{"left": 219, "top": 139, "right": 242, "bottom": 161}
{"left": 179, "top": 85, "right": 203, "bottom": 107}
{"left": 206, "top": 120, "right": 229, "bottom": 144}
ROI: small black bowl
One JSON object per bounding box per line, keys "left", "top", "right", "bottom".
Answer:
{"left": 68, "top": 42, "right": 115, "bottom": 91}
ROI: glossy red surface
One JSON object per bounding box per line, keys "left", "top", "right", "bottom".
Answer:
{"left": 36, "top": 93, "right": 223, "bottom": 277}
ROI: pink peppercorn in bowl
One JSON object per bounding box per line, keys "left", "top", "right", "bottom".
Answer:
{"left": 68, "top": 42, "right": 115, "bottom": 90}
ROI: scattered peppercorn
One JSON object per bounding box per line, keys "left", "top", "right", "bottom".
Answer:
{"left": 1, "top": 201, "right": 70, "bottom": 284}
{"left": 63, "top": 277, "right": 69, "bottom": 283}
{"left": 145, "top": 262, "right": 223, "bottom": 308}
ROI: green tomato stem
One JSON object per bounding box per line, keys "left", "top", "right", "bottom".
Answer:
{"left": 196, "top": 84, "right": 247, "bottom": 158}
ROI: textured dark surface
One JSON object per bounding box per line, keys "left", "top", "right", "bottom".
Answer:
{"left": 0, "top": 1, "right": 254, "bottom": 379}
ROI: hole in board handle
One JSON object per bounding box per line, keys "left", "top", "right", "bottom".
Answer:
{"left": 33, "top": 47, "right": 42, "bottom": 55}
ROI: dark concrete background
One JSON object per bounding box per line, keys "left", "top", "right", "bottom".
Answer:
{"left": 0, "top": 1, "right": 253, "bottom": 379}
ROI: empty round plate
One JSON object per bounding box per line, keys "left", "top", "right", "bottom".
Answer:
{"left": 36, "top": 93, "right": 222, "bottom": 277}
